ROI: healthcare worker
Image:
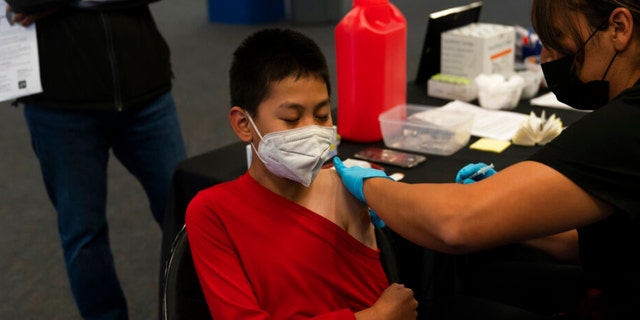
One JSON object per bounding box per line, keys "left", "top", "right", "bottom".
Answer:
{"left": 333, "top": 0, "right": 640, "bottom": 318}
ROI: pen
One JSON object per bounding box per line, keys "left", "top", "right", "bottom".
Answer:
{"left": 466, "top": 163, "right": 494, "bottom": 181}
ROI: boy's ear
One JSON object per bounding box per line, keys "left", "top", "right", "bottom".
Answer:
{"left": 229, "top": 106, "right": 252, "bottom": 143}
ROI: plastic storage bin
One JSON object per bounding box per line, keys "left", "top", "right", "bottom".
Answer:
{"left": 379, "top": 104, "right": 474, "bottom": 156}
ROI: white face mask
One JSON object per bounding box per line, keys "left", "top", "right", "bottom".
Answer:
{"left": 246, "top": 112, "right": 336, "bottom": 187}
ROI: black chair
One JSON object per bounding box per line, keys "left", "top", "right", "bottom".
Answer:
{"left": 161, "top": 225, "right": 211, "bottom": 320}
{"left": 375, "top": 226, "right": 402, "bottom": 284}
{"left": 161, "top": 225, "right": 407, "bottom": 319}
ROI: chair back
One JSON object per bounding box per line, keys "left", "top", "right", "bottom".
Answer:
{"left": 161, "top": 225, "right": 212, "bottom": 320}
{"left": 375, "top": 227, "right": 401, "bottom": 284}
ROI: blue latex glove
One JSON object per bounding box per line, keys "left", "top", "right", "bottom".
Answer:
{"left": 455, "top": 162, "right": 497, "bottom": 184}
{"left": 333, "top": 157, "right": 392, "bottom": 228}
{"left": 332, "top": 157, "right": 392, "bottom": 202}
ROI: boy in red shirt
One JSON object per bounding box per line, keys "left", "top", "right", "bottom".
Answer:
{"left": 185, "top": 28, "right": 418, "bottom": 320}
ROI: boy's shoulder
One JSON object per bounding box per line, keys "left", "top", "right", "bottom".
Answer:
{"left": 185, "top": 172, "right": 254, "bottom": 222}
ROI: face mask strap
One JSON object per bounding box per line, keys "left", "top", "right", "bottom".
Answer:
{"left": 243, "top": 110, "right": 267, "bottom": 166}
{"left": 572, "top": 17, "right": 611, "bottom": 72}
{"left": 244, "top": 110, "right": 264, "bottom": 140}
{"left": 586, "top": 15, "right": 612, "bottom": 46}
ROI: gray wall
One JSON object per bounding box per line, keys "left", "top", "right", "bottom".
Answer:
{"left": 287, "top": 1, "right": 534, "bottom": 30}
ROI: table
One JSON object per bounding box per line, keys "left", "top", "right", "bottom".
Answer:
{"left": 160, "top": 84, "right": 586, "bottom": 317}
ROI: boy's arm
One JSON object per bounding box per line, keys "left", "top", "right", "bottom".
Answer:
{"left": 186, "top": 195, "right": 272, "bottom": 319}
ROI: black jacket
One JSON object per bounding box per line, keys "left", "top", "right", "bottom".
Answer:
{"left": 7, "top": 0, "right": 172, "bottom": 111}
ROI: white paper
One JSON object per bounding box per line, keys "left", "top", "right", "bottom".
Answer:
{"left": 530, "top": 91, "right": 590, "bottom": 112}
{"left": 0, "top": 2, "right": 42, "bottom": 102}
{"left": 440, "top": 100, "right": 529, "bottom": 141}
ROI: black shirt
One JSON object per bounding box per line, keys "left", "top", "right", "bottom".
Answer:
{"left": 530, "top": 83, "right": 640, "bottom": 317}
{"left": 7, "top": 1, "right": 172, "bottom": 111}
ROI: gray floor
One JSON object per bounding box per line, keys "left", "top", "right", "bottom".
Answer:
{"left": 0, "top": 1, "right": 532, "bottom": 319}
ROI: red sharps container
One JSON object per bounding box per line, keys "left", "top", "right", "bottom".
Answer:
{"left": 335, "top": 0, "right": 407, "bottom": 142}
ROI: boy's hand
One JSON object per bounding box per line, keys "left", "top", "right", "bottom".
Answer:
{"left": 355, "top": 283, "right": 418, "bottom": 320}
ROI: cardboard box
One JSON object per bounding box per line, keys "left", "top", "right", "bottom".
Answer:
{"left": 441, "top": 23, "right": 515, "bottom": 79}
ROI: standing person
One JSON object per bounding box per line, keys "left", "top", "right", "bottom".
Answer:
{"left": 6, "top": 1, "right": 187, "bottom": 319}
{"left": 333, "top": 0, "right": 640, "bottom": 319}
{"left": 185, "top": 28, "right": 418, "bottom": 320}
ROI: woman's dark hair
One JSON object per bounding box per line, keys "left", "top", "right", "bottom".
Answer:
{"left": 229, "top": 28, "right": 331, "bottom": 117}
{"left": 532, "top": 0, "right": 640, "bottom": 60}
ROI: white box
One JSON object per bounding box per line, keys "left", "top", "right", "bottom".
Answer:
{"left": 441, "top": 23, "right": 516, "bottom": 79}
{"left": 379, "top": 104, "right": 474, "bottom": 156}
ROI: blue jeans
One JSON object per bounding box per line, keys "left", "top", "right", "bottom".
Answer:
{"left": 24, "top": 92, "right": 187, "bottom": 320}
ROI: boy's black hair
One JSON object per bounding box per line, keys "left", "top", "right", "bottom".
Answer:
{"left": 229, "top": 28, "right": 331, "bottom": 117}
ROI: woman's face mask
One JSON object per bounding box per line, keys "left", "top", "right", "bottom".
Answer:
{"left": 246, "top": 112, "right": 336, "bottom": 187}
{"left": 541, "top": 54, "right": 610, "bottom": 110}
{"left": 540, "top": 24, "right": 617, "bottom": 111}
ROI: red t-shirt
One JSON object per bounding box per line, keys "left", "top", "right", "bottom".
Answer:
{"left": 186, "top": 172, "right": 389, "bottom": 319}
